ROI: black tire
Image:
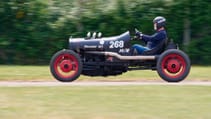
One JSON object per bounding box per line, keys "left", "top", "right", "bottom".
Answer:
{"left": 50, "top": 49, "right": 82, "bottom": 82}
{"left": 156, "top": 49, "right": 191, "bottom": 82}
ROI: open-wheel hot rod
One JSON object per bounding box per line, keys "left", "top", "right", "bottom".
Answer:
{"left": 50, "top": 29, "right": 191, "bottom": 82}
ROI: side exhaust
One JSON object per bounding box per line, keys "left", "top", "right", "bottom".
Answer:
{"left": 86, "top": 51, "right": 156, "bottom": 60}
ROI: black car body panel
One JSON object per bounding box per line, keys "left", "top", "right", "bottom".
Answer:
{"left": 69, "top": 31, "right": 131, "bottom": 54}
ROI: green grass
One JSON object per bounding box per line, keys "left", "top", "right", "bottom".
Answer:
{"left": 0, "top": 86, "right": 211, "bottom": 119}
{"left": 0, "top": 65, "right": 53, "bottom": 81}
{"left": 0, "top": 65, "right": 211, "bottom": 81}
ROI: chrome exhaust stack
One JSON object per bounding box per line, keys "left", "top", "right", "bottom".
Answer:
{"left": 86, "top": 51, "right": 156, "bottom": 60}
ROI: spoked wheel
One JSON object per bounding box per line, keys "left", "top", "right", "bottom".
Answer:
{"left": 50, "top": 50, "right": 82, "bottom": 82}
{"left": 157, "top": 49, "right": 191, "bottom": 82}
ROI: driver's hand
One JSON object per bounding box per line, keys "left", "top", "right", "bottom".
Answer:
{"left": 135, "top": 32, "right": 143, "bottom": 39}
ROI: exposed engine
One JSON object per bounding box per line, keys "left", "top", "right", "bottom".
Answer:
{"left": 81, "top": 54, "right": 128, "bottom": 76}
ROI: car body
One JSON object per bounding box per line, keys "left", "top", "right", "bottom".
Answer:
{"left": 50, "top": 31, "right": 191, "bottom": 82}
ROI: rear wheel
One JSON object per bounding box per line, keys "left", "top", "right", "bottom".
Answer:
{"left": 157, "top": 49, "right": 190, "bottom": 82}
{"left": 50, "top": 50, "right": 82, "bottom": 82}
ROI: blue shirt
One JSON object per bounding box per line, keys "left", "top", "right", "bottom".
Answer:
{"left": 142, "top": 30, "right": 167, "bottom": 49}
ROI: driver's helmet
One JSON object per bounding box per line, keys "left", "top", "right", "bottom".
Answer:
{"left": 153, "top": 16, "right": 166, "bottom": 29}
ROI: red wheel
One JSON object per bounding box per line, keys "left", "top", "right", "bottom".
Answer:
{"left": 50, "top": 50, "right": 82, "bottom": 82}
{"left": 157, "top": 49, "right": 190, "bottom": 82}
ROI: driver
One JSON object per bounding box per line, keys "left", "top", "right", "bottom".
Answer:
{"left": 132, "top": 16, "right": 167, "bottom": 54}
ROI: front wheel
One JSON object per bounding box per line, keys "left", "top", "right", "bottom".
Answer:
{"left": 50, "top": 50, "right": 82, "bottom": 82}
{"left": 157, "top": 49, "right": 191, "bottom": 82}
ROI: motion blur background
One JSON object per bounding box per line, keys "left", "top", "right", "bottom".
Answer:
{"left": 0, "top": 0, "right": 210, "bottom": 65}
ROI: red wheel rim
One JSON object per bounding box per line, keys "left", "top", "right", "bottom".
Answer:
{"left": 53, "top": 53, "right": 79, "bottom": 79}
{"left": 161, "top": 53, "right": 186, "bottom": 79}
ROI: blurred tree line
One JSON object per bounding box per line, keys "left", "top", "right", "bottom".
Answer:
{"left": 0, "top": 0, "right": 210, "bottom": 65}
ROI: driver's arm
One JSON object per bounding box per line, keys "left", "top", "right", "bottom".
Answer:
{"left": 142, "top": 33, "right": 159, "bottom": 42}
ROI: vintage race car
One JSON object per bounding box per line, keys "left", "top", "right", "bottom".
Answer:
{"left": 50, "top": 29, "right": 191, "bottom": 82}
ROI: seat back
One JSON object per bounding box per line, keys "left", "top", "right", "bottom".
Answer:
{"left": 142, "top": 38, "right": 168, "bottom": 55}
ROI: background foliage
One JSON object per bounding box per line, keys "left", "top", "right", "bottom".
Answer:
{"left": 0, "top": 0, "right": 210, "bottom": 65}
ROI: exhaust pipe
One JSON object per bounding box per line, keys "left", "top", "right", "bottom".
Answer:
{"left": 86, "top": 51, "right": 156, "bottom": 60}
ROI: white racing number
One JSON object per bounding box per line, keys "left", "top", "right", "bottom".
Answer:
{"left": 109, "top": 40, "right": 124, "bottom": 48}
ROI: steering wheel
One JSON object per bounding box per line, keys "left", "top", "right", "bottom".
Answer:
{"left": 134, "top": 28, "right": 142, "bottom": 40}
{"left": 135, "top": 28, "right": 140, "bottom": 34}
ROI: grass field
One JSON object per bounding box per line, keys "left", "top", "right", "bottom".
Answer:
{"left": 0, "top": 85, "right": 211, "bottom": 119}
{"left": 0, "top": 66, "right": 211, "bottom": 119}
{"left": 0, "top": 65, "right": 211, "bottom": 81}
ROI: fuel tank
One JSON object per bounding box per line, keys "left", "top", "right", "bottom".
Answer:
{"left": 69, "top": 31, "right": 131, "bottom": 53}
